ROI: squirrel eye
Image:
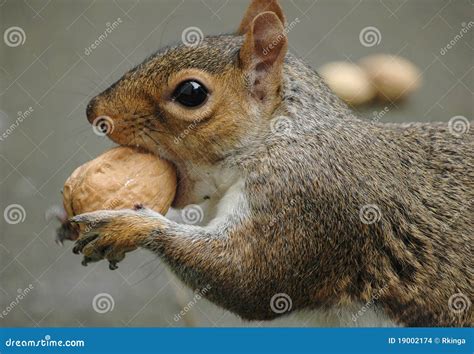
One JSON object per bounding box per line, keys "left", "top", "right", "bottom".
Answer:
{"left": 172, "top": 80, "right": 208, "bottom": 108}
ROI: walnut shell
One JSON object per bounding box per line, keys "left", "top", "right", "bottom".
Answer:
{"left": 63, "top": 146, "right": 176, "bottom": 218}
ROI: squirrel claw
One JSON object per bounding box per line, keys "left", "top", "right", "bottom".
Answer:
{"left": 73, "top": 233, "right": 99, "bottom": 254}
{"left": 108, "top": 261, "right": 119, "bottom": 270}
{"left": 70, "top": 209, "right": 159, "bottom": 270}
{"left": 81, "top": 256, "right": 93, "bottom": 266}
{"left": 55, "top": 220, "right": 80, "bottom": 245}
{"left": 133, "top": 203, "right": 145, "bottom": 211}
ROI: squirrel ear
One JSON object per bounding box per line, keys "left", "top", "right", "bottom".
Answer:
{"left": 238, "top": 0, "right": 285, "bottom": 34}
{"left": 239, "top": 11, "right": 288, "bottom": 100}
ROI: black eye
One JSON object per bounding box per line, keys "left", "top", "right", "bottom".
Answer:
{"left": 172, "top": 80, "right": 208, "bottom": 108}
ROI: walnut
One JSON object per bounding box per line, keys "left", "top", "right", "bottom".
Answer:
{"left": 57, "top": 146, "right": 176, "bottom": 242}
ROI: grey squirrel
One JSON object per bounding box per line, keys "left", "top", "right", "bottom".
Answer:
{"left": 72, "top": 0, "right": 473, "bottom": 326}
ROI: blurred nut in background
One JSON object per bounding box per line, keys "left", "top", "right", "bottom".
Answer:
{"left": 359, "top": 54, "right": 422, "bottom": 102}
{"left": 319, "top": 61, "right": 376, "bottom": 106}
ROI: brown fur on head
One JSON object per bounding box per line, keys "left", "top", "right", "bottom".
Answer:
{"left": 86, "top": 0, "right": 288, "bottom": 167}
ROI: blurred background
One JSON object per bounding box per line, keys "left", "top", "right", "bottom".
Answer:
{"left": 0, "top": 0, "right": 472, "bottom": 327}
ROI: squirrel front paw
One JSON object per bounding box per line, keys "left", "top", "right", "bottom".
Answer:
{"left": 70, "top": 205, "right": 162, "bottom": 270}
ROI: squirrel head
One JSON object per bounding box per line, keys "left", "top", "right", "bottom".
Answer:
{"left": 86, "top": 0, "right": 288, "bottom": 164}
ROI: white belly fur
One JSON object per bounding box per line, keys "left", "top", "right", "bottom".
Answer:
{"left": 166, "top": 164, "right": 244, "bottom": 226}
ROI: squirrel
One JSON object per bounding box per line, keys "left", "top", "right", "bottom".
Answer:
{"left": 71, "top": 0, "right": 473, "bottom": 327}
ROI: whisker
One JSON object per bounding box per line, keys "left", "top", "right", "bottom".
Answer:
{"left": 139, "top": 119, "right": 172, "bottom": 136}
{"left": 133, "top": 114, "right": 151, "bottom": 120}
{"left": 145, "top": 126, "right": 170, "bottom": 135}
{"left": 142, "top": 130, "right": 161, "bottom": 146}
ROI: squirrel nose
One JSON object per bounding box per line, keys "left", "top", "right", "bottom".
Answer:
{"left": 86, "top": 99, "right": 97, "bottom": 124}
